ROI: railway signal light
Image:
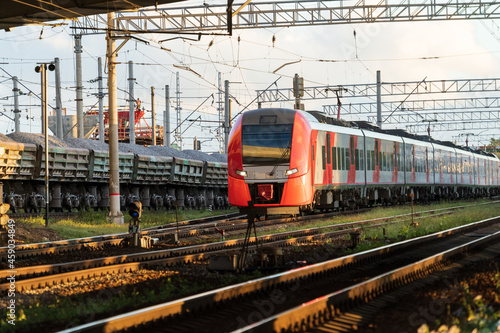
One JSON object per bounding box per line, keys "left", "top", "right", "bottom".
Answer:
{"left": 128, "top": 201, "right": 142, "bottom": 221}
{"left": 0, "top": 203, "right": 10, "bottom": 226}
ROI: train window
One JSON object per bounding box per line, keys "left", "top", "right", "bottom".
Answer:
{"left": 321, "top": 146, "right": 326, "bottom": 170}
{"left": 332, "top": 147, "right": 337, "bottom": 170}
{"left": 345, "top": 149, "right": 350, "bottom": 170}
{"left": 359, "top": 149, "right": 364, "bottom": 171}
{"left": 339, "top": 148, "right": 346, "bottom": 170}
{"left": 355, "top": 149, "right": 360, "bottom": 170}
{"left": 350, "top": 137, "right": 355, "bottom": 165}
{"left": 367, "top": 151, "right": 371, "bottom": 171}
{"left": 338, "top": 148, "right": 342, "bottom": 170}
{"left": 326, "top": 134, "right": 331, "bottom": 164}
{"left": 375, "top": 142, "right": 379, "bottom": 165}
{"left": 242, "top": 123, "right": 293, "bottom": 165}
{"left": 393, "top": 143, "right": 397, "bottom": 168}
{"left": 379, "top": 152, "right": 383, "bottom": 170}
{"left": 383, "top": 153, "right": 387, "bottom": 171}
{"left": 390, "top": 153, "right": 394, "bottom": 170}
{"left": 371, "top": 151, "right": 375, "bottom": 170}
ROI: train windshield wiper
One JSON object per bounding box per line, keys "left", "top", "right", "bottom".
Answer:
{"left": 269, "top": 144, "right": 291, "bottom": 176}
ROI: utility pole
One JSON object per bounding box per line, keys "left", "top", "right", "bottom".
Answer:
{"left": 175, "top": 72, "right": 182, "bottom": 150}
{"left": 97, "top": 57, "right": 105, "bottom": 143}
{"left": 151, "top": 86, "right": 156, "bottom": 145}
{"left": 376, "top": 70, "right": 382, "bottom": 128}
{"left": 12, "top": 76, "right": 20, "bottom": 133}
{"left": 217, "top": 72, "right": 223, "bottom": 153}
{"left": 107, "top": 12, "right": 123, "bottom": 225}
{"left": 35, "top": 62, "right": 54, "bottom": 227}
{"left": 164, "top": 85, "right": 170, "bottom": 147}
{"left": 128, "top": 60, "right": 135, "bottom": 144}
{"left": 74, "top": 34, "right": 84, "bottom": 138}
{"left": 54, "top": 57, "right": 63, "bottom": 139}
{"left": 39, "top": 66, "right": 48, "bottom": 135}
{"left": 224, "top": 79, "right": 230, "bottom": 154}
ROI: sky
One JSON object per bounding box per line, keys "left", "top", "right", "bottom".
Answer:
{"left": 1, "top": 0, "right": 500, "bottom": 151}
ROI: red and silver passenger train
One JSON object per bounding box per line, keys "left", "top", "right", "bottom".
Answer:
{"left": 228, "top": 108, "right": 500, "bottom": 216}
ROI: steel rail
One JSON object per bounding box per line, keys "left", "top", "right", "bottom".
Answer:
{"left": 0, "top": 209, "right": 458, "bottom": 290}
{"left": 236, "top": 232, "right": 500, "bottom": 332}
{"left": 0, "top": 205, "right": 463, "bottom": 281}
{"left": 4, "top": 201, "right": 491, "bottom": 260}
{"left": 0, "top": 212, "right": 242, "bottom": 255}
{"left": 56, "top": 215, "right": 500, "bottom": 333}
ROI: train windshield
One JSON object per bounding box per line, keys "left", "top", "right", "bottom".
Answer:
{"left": 241, "top": 124, "right": 294, "bottom": 165}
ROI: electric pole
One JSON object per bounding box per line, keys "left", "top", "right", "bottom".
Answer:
{"left": 151, "top": 86, "right": 156, "bottom": 145}
{"left": 217, "top": 72, "right": 223, "bottom": 153}
{"left": 12, "top": 76, "right": 20, "bottom": 133}
{"left": 54, "top": 57, "right": 63, "bottom": 139}
{"left": 377, "top": 70, "right": 382, "bottom": 128}
{"left": 128, "top": 60, "right": 135, "bottom": 144}
{"left": 164, "top": 85, "right": 170, "bottom": 147}
{"left": 175, "top": 72, "right": 182, "bottom": 150}
{"left": 98, "top": 57, "right": 105, "bottom": 143}
{"left": 74, "top": 34, "right": 84, "bottom": 138}
{"left": 107, "top": 12, "right": 123, "bottom": 225}
{"left": 224, "top": 80, "right": 230, "bottom": 154}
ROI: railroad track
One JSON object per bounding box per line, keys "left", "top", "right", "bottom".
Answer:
{"left": 0, "top": 212, "right": 243, "bottom": 259}
{"left": 0, "top": 203, "right": 489, "bottom": 292}
{"left": 55, "top": 214, "right": 500, "bottom": 333}
{"left": 2, "top": 201, "right": 490, "bottom": 263}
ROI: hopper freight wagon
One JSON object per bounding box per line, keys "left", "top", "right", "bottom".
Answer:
{"left": 0, "top": 142, "right": 228, "bottom": 213}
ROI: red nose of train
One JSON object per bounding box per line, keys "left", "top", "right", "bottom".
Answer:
{"left": 227, "top": 108, "right": 313, "bottom": 209}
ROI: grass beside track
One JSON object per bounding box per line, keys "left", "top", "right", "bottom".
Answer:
{"left": 14, "top": 208, "right": 238, "bottom": 241}
{"left": 3, "top": 199, "right": 500, "bottom": 332}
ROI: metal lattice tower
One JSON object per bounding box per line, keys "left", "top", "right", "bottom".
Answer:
{"left": 217, "top": 72, "right": 224, "bottom": 154}
{"left": 175, "top": 72, "right": 182, "bottom": 150}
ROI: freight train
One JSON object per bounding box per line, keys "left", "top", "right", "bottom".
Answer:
{"left": 228, "top": 108, "right": 500, "bottom": 216}
{"left": 0, "top": 141, "right": 228, "bottom": 213}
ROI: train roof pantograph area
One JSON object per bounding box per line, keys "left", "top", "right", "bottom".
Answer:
{"left": 0, "top": 0, "right": 186, "bottom": 31}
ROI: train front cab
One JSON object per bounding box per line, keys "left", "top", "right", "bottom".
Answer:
{"left": 227, "top": 108, "right": 313, "bottom": 216}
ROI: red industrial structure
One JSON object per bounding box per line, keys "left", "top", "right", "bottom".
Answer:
{"left": 87, "top": 104, "right": 163, "bottom": 145}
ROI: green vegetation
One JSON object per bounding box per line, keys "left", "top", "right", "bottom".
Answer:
{"left": 246, "top": 199, "right": 500, "bottom": 239}
{"left": 417, "top": 270, "right": 500, "bottom": 333}
{"left": 17, "top": 208, "right": 237, "bottom": 240}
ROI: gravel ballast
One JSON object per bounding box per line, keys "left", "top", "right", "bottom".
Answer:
{"left": 1, "top": 132, "right": 227, "bottom": 163}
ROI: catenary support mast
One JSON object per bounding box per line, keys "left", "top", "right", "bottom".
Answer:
{"left": 107, "top": 12, "right": 123, "bottom": 225}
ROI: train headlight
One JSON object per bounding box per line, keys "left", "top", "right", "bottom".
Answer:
{"left": 285, "top": 168, "right": 298, "bottom": 176}
{"left": 235, "top": 169, "right": 248, "bottom": 177}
